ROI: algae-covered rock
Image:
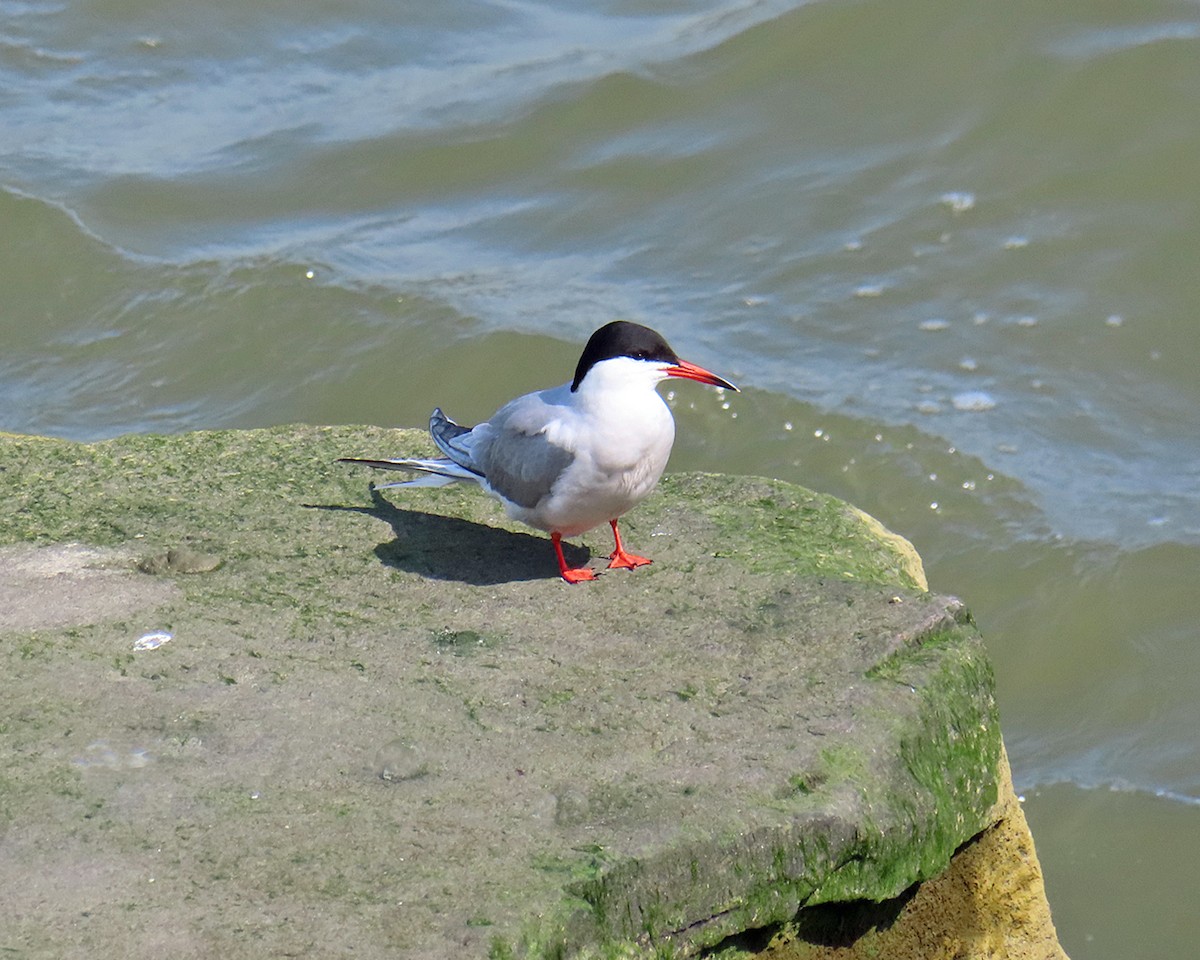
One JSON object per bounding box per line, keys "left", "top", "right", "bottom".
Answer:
{"left": 1, "top": 426, "right": 1003, "bottom": 959}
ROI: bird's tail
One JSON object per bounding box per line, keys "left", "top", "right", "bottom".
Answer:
{"left": 336, "top": 456, "right": 480, "bottom": 490}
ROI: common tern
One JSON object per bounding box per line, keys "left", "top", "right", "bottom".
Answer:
{"left": 339, "top": 320, "right": 737, "bottom": 582}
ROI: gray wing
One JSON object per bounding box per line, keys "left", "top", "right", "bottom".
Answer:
{"left": 429, "top": 408, "right": 484, "bottom": 477}
{"left": 475, "top": 390, "right": 575, "bottom": 509}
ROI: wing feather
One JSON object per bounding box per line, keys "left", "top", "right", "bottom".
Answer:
{"left": 476, "top": 390, "right": 575, "bottom": 509}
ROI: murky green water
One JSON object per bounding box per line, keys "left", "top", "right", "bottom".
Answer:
{"left": 3, "top": 1, "right": 1199, "bottom": 954}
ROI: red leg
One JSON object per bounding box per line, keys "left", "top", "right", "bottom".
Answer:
{"left": 552, "top": 532, "right": 597, "bottom": 583}
{"left": 606, "top": 519, "right": 652, "bottom": 570}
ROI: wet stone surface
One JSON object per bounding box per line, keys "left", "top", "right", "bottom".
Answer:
{"left": 0, "top": 426, "right": 999, "bottom": 959}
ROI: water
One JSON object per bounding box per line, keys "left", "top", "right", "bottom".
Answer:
{"left": 4, "top": 0, "right": 1199, "bottom": 954}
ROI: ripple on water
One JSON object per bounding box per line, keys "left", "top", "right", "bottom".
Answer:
{"left": 952, "top": 390, "right": 998, "bottom": 412}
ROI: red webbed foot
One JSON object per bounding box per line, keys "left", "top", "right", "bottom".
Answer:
{"left": 605, "top": 519, "right": 652, "bottom": 571}
{"left": 552, "top": 532, "right": 598, "bottom": 584}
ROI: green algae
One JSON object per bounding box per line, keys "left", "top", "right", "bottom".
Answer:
{"left": 491, "top": 620, "right": 1000, "bottom": 960}
{"left": 657, "top": 474, "right": 926, "bottom": 591}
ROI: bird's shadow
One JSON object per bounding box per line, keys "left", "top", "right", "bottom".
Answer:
{"left": 304, "top": 485, "right": 590, "bottom": 586}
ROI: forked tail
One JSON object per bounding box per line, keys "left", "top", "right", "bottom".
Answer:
{"left": 339, "top": 408, "right": 484, "bottom": 490}
{"left": 336, "top": 456, "right": 480, "bottom": 490}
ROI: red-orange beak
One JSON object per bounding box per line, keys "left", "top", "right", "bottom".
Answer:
{"left": 664, "top": 359, "right": 738, "bottom": 392}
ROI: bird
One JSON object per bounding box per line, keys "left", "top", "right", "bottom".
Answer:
{"left": 338, "top": 320, "right": 737, "bottom": 583}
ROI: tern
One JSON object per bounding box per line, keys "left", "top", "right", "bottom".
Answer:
{"left": 338, "top": 320, "right": 737, "bottom": 583}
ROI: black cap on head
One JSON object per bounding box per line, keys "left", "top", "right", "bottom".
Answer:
{"left": 571, "top": 321, "right": 680, "bottom": 391}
